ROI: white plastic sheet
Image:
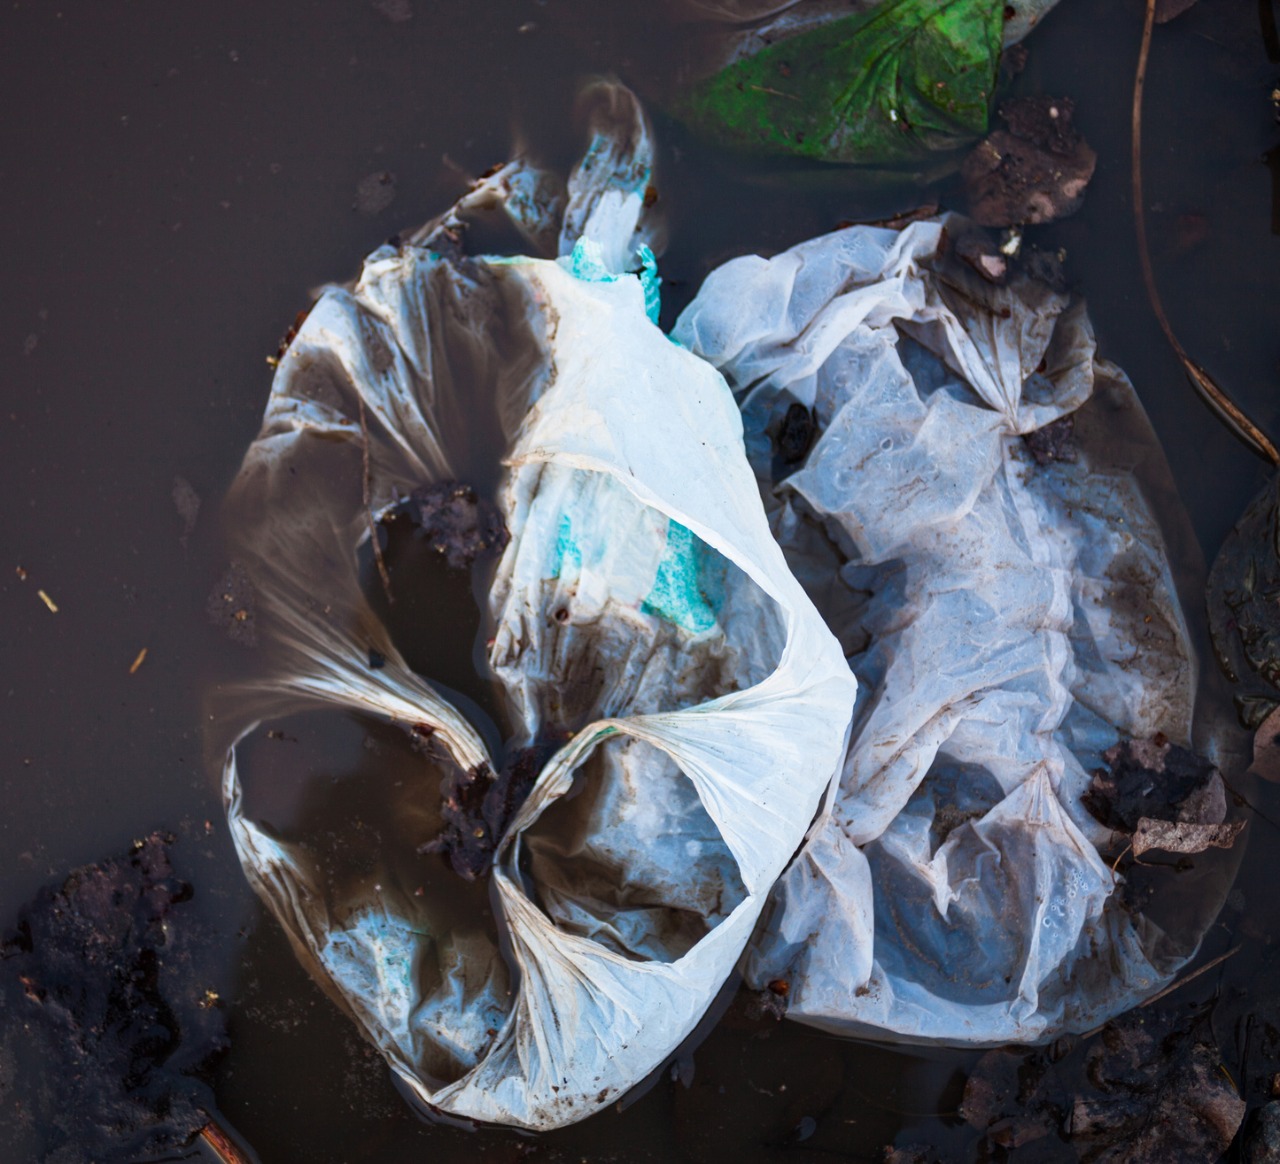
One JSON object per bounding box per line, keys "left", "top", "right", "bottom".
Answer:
{"left": 674, "top": 218, "right": 1214, "bottom": 1044}
{"left": 212, "top": 88, "right": 855, "bottom": 1129}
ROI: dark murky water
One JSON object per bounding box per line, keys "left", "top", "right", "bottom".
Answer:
{"left": 4, "top": 0, "right": 1280, "bottom": 1160}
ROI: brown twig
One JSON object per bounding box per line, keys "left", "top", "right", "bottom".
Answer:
{"left": 198, "top": 1117, "right": 256, "bottom": 1164}
{"left": 1132, "top": 0, "right": 1280, "bottom": 465}
{"left": 747, "top": 84, "right": 801, "bottom": 102}
{"left": 1139, "top": 945, "right": 1241, "bottom": 1009}
{"left": 357, "top": 394, "right": 394, "bottom": 605}
{"left": 1220, "top": 772, "right": 1280, "bottom": 834}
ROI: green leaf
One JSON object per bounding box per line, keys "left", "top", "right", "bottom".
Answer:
{"left": 675, "top": 0, "right": 1004, "bottom": 165}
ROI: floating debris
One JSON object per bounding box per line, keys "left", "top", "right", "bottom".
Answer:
{"left": 961, "top": 1009, "right": 1245, "bottom": 1161}
{"left": 403, "top": 480, "right": 509, "bottom": 572}
{"left": 353, "top": 170, "right": 396, "bottom": 215}
{"left": 206, "top": 563, "right": 257, "bottom": 647}
{"left": 962, "top": 96, "right": 1097, "bottom": 227}
{"left": 0, "top": 834, "right": 238, "bottom": 1163}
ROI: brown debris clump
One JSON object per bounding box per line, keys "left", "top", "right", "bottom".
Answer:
{"left": 962, "top": 96, "right": 1097, "bottom": 228}
{"left": 417, "top": 741, "right": 557, "bottom": 880}
{"left": 1083, "top": 735, "right": 1244, "bottom": 857}
{"left": 0, "top": 835, "right": 229, "bottom": 1163}
{"left": 961, "top": 1011, "right": 1246, "bottom": 1162}
{"left": 407, "top": 480, "right": 510, "bottom": 571}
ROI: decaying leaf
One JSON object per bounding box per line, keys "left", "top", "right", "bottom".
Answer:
{"left": 1131, "top": 817, "right": 1246, "bottom": 857}
{"left": 1083, "top": 736, "right": 1245, "bottom": 862}
{"left": 1084, "top": 736, "right": 1228, "bottom": 833}
{"left": 1076, "top": 1034, "right": 1244, "bottom": 1162}
{"left": 961, "top": 1010, "right": 1245, "bottom": 1162}
{"left": 1207, "top": 474, "right": 1280, "bottom": 728}
{"left": 673, "top": 0, "right": 1005, "bottom": 165}
{"left": 1250, "top": 704, "right": 1280, "bottom": 782}
{"left": 960, "top": 1048, "right": 1061, "bottom": 1148}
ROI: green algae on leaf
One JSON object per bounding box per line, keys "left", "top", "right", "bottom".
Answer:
{"left": 675, "top": 0, "right": 1005, "bottom": 165}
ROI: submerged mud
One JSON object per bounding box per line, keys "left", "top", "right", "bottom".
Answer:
{"left": 0, "top": 835, "right": 226, "bottom": 1164}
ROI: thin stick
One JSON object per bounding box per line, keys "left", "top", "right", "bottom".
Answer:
{"left": 357, "top": 394, "right": 394, "bottom": 605}
{"left": 1132, "top": 0, "right": 1279, "bottom": 465}
{"left": 1139, "top": 945, "right": 1241, "bottom": 1009}
{"left": 747, "top": 84, "right": 801, "bottom": 102}
{"left": 1221, "top": 772, "right": 1280, "bottom": 834}
{"left": 198, "top": 1118, "right": 255, "bottom": 1164}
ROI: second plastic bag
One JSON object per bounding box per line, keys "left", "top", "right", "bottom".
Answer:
{"left": 675, "top": 216, "right": 1233, "bottom": 1044}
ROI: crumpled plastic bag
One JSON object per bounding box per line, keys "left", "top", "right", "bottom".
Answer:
{"left": 674, "top": 217, "right": 1231, "bottom": 1044}
{"left": 210, "top": 85, "right": 856, "bottom": 1129}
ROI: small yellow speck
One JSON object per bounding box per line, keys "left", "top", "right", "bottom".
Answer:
{"left": 129, "top": 647, "right": 148, "bottom": 674}
{"left": 37, "top": 589, "right": 57, "bottom": 613}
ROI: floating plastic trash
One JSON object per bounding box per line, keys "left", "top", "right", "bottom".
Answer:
{"left": 675, "top": 214, "right": 1239, "bottom": 1044}
{"left": 210, "top": 85, "right": 856, "bottom": 1130}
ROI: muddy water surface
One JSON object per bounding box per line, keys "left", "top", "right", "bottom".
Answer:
{"left": 5, "top": 0, "right": 1280, "bottom": 1160}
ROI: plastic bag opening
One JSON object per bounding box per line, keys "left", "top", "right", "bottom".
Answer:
{"left": 520, "top": 734, "right": 750, "bottom": 963}
{"left": 233, "top": 710, "right": 511, "bottom": 1088}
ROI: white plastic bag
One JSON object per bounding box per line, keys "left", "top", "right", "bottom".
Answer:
{"left": 674, "top": 217, "right": 1223, "bottom": 1044}
{"left": 211, "top": 87, "right": 856, "bottom": 1130}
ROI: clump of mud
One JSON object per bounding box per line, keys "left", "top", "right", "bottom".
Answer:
{"left": 0, "top": 834, "right": 227, "bottom": 1163}
{"left": 417, "top": 739, "right": 562, "bottom": 880}
{"left": 406, "top": 480, "right": 509, "bottom": 571}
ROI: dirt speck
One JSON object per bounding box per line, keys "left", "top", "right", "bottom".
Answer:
{"left": 206, "top": 562, "right": 257, "bottom": 647}
{"left": 354, "top": 170, "right": 397, "bottom": 215}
